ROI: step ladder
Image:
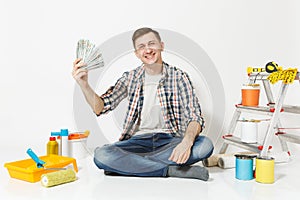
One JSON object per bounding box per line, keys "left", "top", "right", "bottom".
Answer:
{"left": 219, "top": 71, "right": 300, "bottom": 157}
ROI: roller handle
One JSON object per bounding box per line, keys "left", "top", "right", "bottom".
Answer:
{"left": 26, "top": 148, "right": 46, "bottom": 168}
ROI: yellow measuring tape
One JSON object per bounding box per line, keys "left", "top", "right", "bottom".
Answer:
{"left": 267, "top": 68, "right": 298, "bottom": 84}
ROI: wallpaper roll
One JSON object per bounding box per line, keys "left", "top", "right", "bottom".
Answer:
{"left": 202, "top": 154, "right": 224, "bottom": 167}
{"left": 202, "top": 153, "right": 236, "bottom": 167}
{"left": 218, "top": 155, "right": 236, "bottom": 169}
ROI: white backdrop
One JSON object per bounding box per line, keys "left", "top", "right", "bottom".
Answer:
{"left": 1, "top": 0, "right": 300, "bottom": 157}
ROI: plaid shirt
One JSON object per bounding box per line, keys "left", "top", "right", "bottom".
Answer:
{"left": 99, "top": 62, "right": 204, "bottom": 140}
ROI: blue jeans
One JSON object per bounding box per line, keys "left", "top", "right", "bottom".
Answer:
{"left": 94, "top": 133, "right": 214, "bottom": 177}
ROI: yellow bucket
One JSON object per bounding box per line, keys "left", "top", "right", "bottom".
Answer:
{"left": 255, "top": 156, "right": 275, "bottom": 184}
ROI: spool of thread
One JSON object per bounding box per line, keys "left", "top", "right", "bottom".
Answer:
{"left": 235, "top": 154, "right": 255, "bottom": 180}
{"left": 255, "top": 156, "right": 275, "bottom": 184}
{"left": 41, "top": 169, "right": 76, "bottom": 187}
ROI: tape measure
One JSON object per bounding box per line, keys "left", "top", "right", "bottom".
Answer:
{"left": 265, "top": 61, "right": 279, "bottom": 73}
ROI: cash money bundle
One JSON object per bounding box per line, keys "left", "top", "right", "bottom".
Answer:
{"left": 76, "top": 39, "right": 104, "bottom": 71}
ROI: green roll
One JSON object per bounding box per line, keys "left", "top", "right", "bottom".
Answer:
{"left": 41, "top": 169, "right": 76, "bottom": 187}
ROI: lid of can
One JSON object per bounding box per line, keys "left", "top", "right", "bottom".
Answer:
{"left": 68, "top": 133, "right": 88, "bottom": 140}
{"left": 49, "top": 137, "right": 56, "bottom": 141}
{"left": 235, "top": 154, "right": 257, "bottom": 159}
{"left": 257, "top": 156, "right": 274, "bottom": 160}
{"left": 242, "top": 83, "right": 260, "bottom": 89}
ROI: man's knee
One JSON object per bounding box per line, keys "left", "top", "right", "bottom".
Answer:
{"left": 94, "top": 144, "right": 114, "bottom": 164}
{"left": 194, "top": 136, "right": 214, "bottom": 158}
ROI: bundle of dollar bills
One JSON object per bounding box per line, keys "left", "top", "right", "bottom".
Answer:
{"left": 76, "top": 39, "right": 104, "bottom": 71}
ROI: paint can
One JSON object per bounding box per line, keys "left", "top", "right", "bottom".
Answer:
{"left": 241, "top": 84, "right": 260, "bottom": 106}
{"left": 68, "top": 133, "right": 89, "bottom": 160}
{"left": 240, "top": 121, "right": 258, "bottom": 143}
{"left": 235, "top": 154, "right": 256, "bottom": 180}
{"left": 255, "top": 156, "right": 275, "bottom": 184}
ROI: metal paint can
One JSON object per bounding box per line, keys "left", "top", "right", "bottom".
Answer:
{"left": 255, "top": 156, "right": 275, "bottom": 184}
{"left": 241, "top": 121, "right": 258, "bottom": 143}
{"left": 235, "top": 154, "right": 255, "bottom": 180}
{"left": 241, "top": 84, "right": 260, "bottom": 107}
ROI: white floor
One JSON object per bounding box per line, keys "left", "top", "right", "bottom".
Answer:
{"left": 1, "top": 148, "right": 300, "bottom": 200}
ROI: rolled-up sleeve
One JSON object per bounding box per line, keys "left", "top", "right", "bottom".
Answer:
{"left": 178, "top": 72, "right": 205, "bottom": 131}
{"left": 99, "top": 72, "right": 129, "bottom": 115}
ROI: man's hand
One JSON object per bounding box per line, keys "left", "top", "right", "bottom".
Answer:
{"left": 72, "top": 58, "right": 88, "bottom": 87}
{"left": 72, "top": 58, "right": 104, "bottom": 115}
{"left": 168, "top": 139, "right": 193, "bottom": 164}
{"left": 169, "top": 121, "right": 202, "bottom": 164}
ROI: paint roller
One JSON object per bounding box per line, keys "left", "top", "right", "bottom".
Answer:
{"left": 41, "top": 169, "right": 77, "bottom": 187}
{"left": 27, "top": 148, "right": 77, "bottom": 187}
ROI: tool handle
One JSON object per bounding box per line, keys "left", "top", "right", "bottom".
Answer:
{"left": 26, "top": 148, "right": 45, "bottom": 168}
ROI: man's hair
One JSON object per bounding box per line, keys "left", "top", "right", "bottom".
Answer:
{"left": 132, "top": 27, "right": 161, "bottom": 49}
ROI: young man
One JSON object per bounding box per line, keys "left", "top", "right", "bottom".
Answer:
{"left": 72, "top": 27, "right": 214, "bottom": 181}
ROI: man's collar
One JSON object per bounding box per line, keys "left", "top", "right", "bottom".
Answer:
{"left": 137, "top": 62, "right": 169, "bottom": 82}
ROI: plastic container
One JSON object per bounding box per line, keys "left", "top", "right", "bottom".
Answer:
{"left": 47, "top": 137, "right": 58, "bottom": 155}
{"left": 61, "top": 129, "right": 69, "bottom": 157}
{"left": 68, "top": 133, "right": 89, "bottom": 160}
{"left": 51, "top": 129, "right": 69, "bottom": 157}
{"left": 241, "top": 84, "right": 260, "bottom": 106}
{"left": 4, "top": 154, "right": 78, "bottom": 183}
{"left": 52, "top": 135, "right": 61, "bottom": 155}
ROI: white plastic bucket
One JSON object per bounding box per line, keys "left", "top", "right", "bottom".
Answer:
{"left": 68, "top": 133, "right": 89, "bottom": 160}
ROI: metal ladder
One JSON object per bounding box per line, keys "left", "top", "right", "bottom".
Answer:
{"left": 219, "top": 72, "right": 300, "bottom": 157}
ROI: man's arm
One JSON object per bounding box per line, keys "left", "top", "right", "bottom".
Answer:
{"left": 72, "top": 58, "right": 104, "bottom": 115}
{"left": 168, "top": 121, "right": 202, "bottom": 164}
{"left": 80, "top": 83, "right": 104, "bottom": 115}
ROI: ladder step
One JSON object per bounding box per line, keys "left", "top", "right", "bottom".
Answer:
{"left": 222, "top": 135, "right": 262, "bottom": 153}
{"left": 282, "top": 105, "right": 300, "bottom": 114}
{"left": 236, "top": 105, "right": 274, "bottom": 115}
{"left": 236, "top": 104, "right": 300, "bottom": 114}
{"left": 277, "top": 132, "right": 300, "bottom": 144}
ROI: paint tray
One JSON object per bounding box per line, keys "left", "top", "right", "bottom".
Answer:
{"left": 4, "top": 154, "right": 78, "bottom": 183}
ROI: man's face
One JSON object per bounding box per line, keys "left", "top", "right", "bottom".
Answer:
{"left": 134, "top": 32, "right": 164, "bottom": 65}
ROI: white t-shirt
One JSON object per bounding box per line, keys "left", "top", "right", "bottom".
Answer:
{"left": 135, "top": 72, "right": 168, "bottom": 135}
